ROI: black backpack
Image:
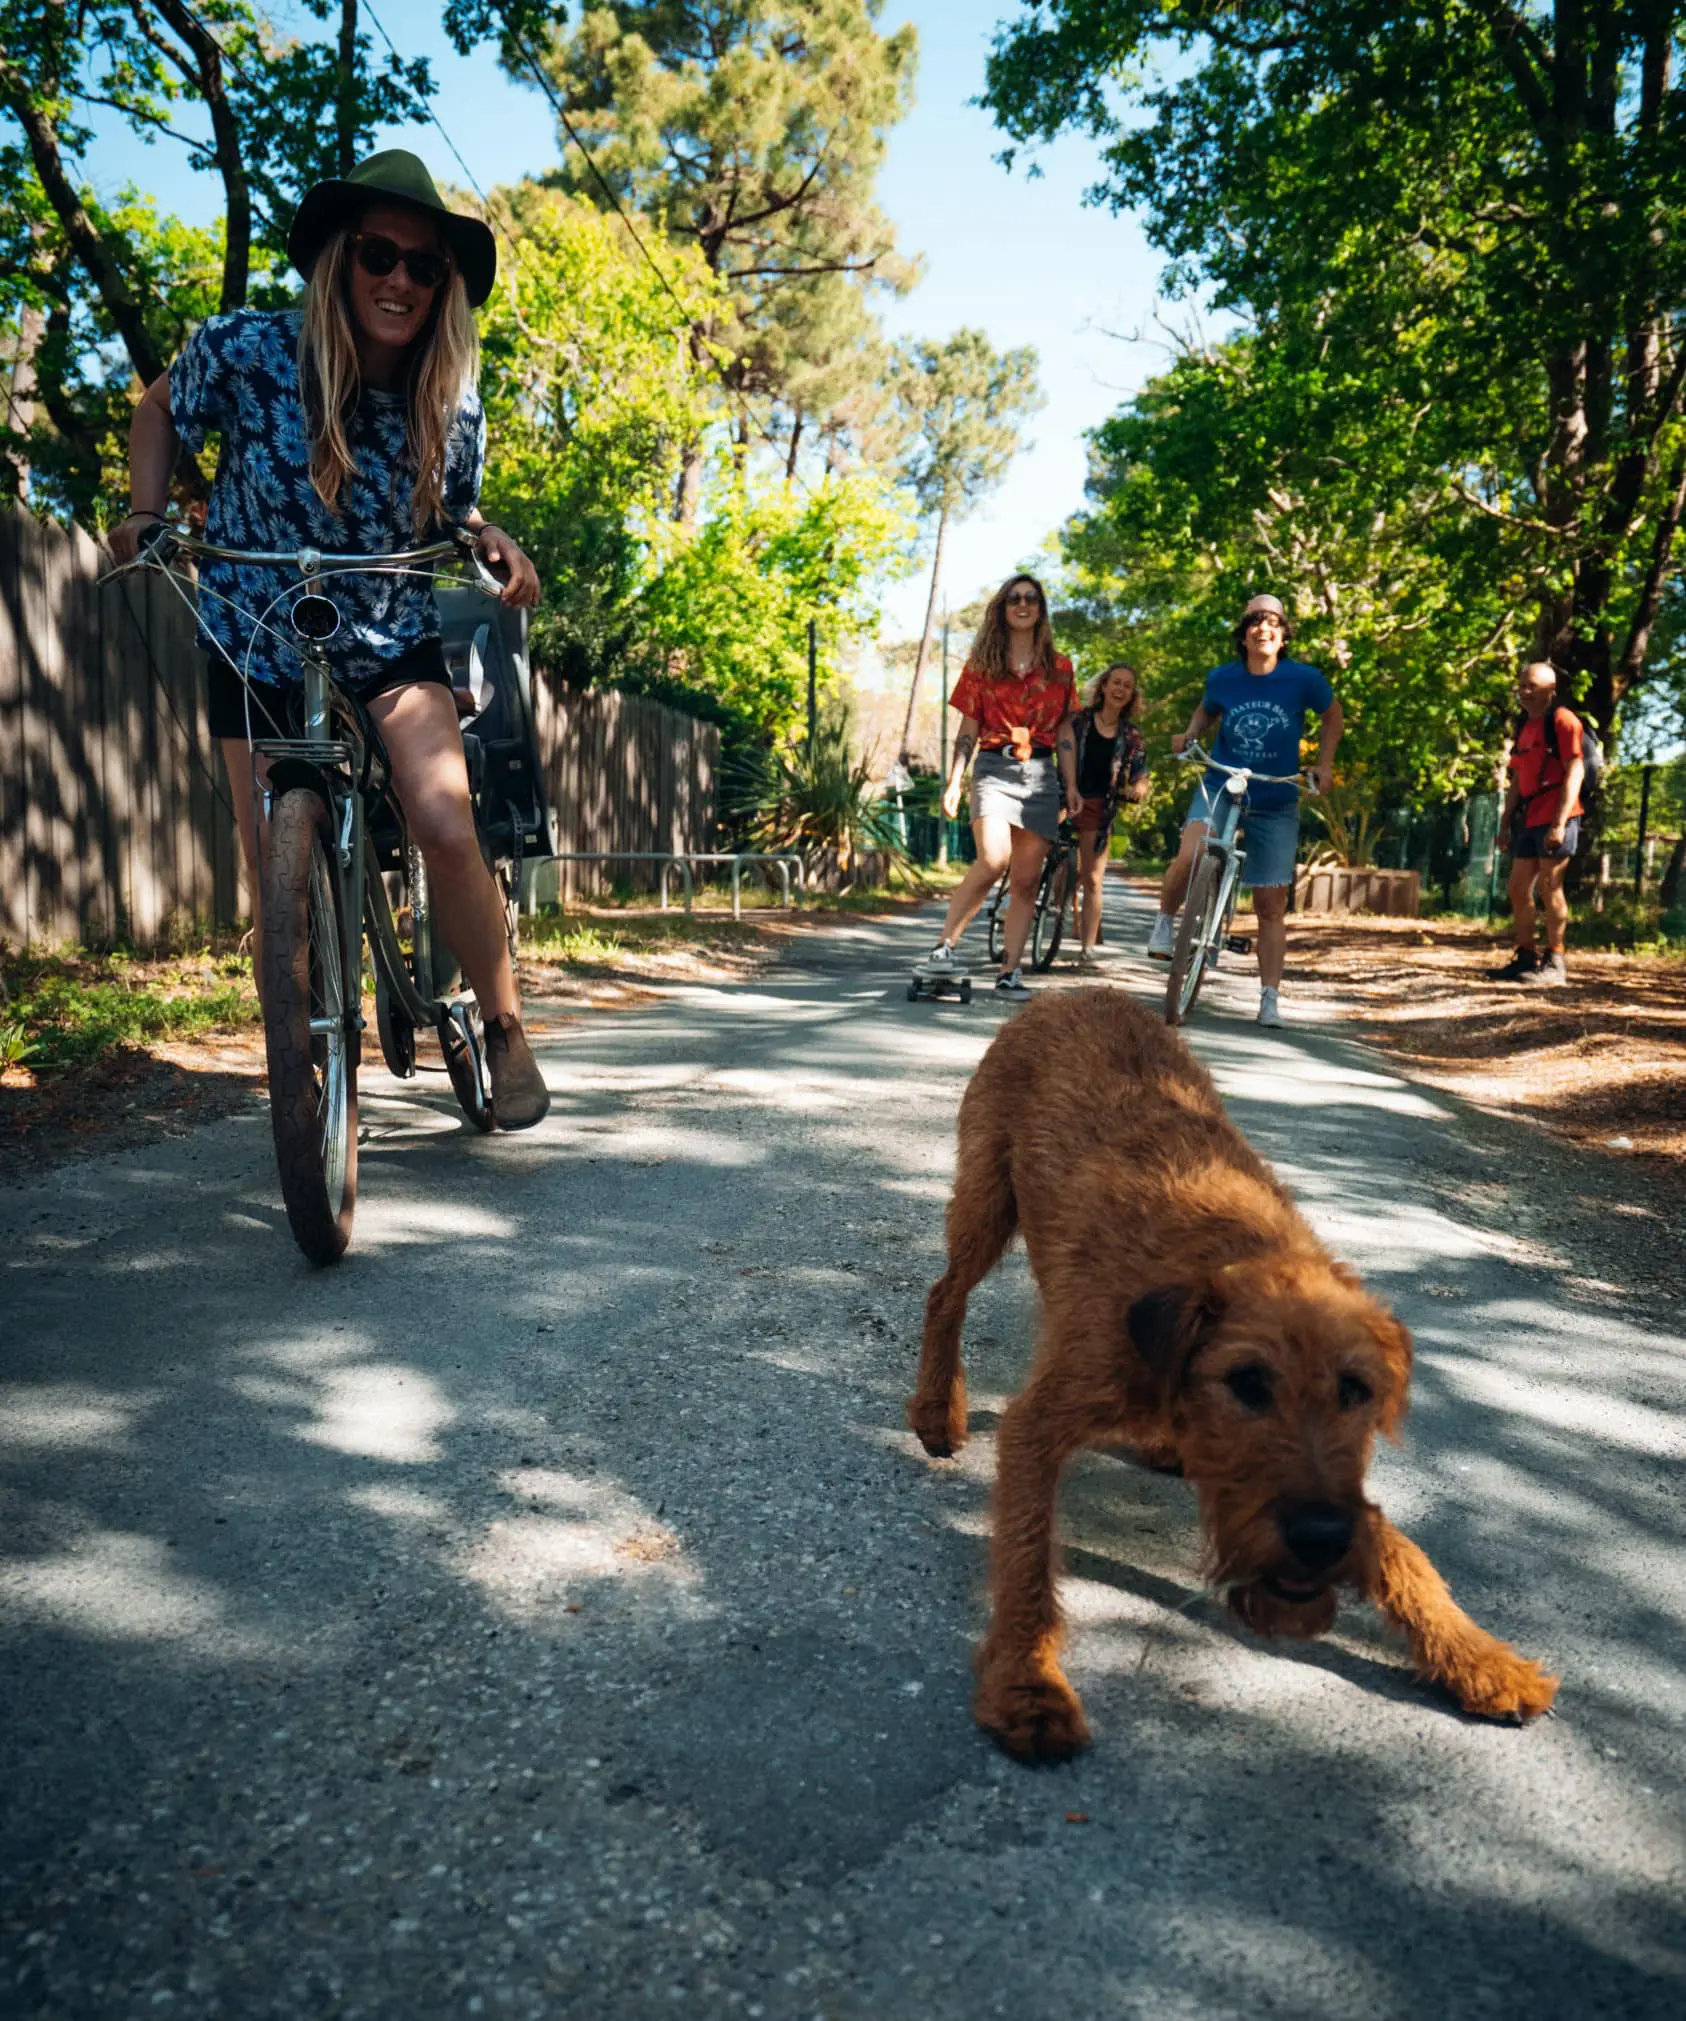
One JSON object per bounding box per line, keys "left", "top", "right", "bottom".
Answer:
{"left": 1515, "top": 706, "right": 1604, "bottom": 794}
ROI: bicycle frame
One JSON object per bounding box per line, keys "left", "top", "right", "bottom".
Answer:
{"left": 1165, "top": 744, "right": 1305, "bottom": 1024}
{"left": 126, "top": 524, "right": 501, "bottom": 1041}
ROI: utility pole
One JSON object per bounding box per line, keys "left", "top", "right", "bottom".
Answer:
{"left": 807, "top": 618, "right": 817, "bottom": 760}
{"left": 937, "top": 611, "right": 950, "bottom": 868}
{"left": 1635, "top": 761, "right": 1654, "bottom": 896}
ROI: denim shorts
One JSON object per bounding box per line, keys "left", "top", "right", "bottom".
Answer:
{"left": 1186, "top": 779, "right": 1300, "bottom": 889}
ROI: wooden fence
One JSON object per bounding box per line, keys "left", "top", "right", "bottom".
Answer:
{"left": 0, "top": 507, "right": 718, "bottom": 951}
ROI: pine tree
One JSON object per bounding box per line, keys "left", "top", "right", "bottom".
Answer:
{"left": 888, "top": 331, "right": 1042, "bottom": 760}
{"left": 520, "top": 0, "right": 918, "bottom": 516}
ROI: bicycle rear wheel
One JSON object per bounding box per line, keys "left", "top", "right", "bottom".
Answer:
{"left": 985, "top": 876, "right": 1008, "bottom": 965}
{"left": 1031, "top": 847, "right": 1073, "bottom": 971}
{"left": 262, "top": 787, "right": 358, "bottom": 1264}
{"left": 1166, "top": 851, "right": 1221, "bottom": 1026}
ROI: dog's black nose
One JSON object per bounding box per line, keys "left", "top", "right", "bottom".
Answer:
{"left": 1279, "top": 1502, "right": 1354, "bottom": 1573}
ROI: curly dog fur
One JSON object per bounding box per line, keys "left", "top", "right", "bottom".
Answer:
{"left": 907, "top": 990, "right": 1558, "bottom": 1760}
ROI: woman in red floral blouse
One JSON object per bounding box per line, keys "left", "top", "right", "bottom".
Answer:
{"left": 917, "top": 574, "right": 1081, "bottom": 996}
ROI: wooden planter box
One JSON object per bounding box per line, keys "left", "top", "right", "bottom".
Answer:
{"left": 1292, "top": 865, "right": 1421, "bottom": 917}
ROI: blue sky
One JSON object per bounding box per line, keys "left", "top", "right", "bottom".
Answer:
{"left": 83, "top": 2, "right": 1169, "bottom": 640}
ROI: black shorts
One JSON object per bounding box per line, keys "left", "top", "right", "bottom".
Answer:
{"left": 1512, "top": 815, "right": 1581, "bottom": 861}
{"left": 205, "top": 637, "right": 452, "bottom": 741}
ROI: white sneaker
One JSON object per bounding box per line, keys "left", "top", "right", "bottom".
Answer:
{"left": 1077, "top": 946, "right": 1100, "bottom": 969}
{"left": 916, "top": 942, "right": 956, "bottom": 979}
{"left": 1257, "top": 986, "right": 1282, "bottom": 1028}
{"left": 994, "top": 968, "right": 1031, "bottom": 998}
{"left": 1147, "top": 914, "right": 1175, "bottom": 961}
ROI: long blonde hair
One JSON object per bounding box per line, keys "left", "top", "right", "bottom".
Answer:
{"left": 298, "top": 222, "right": 480, "bottom": 533}
{"left": 1086, "top": 662, "right": 1140, "bottom": 718}
{"left": 968, "top": 573, "right": 1059, "bottom": 680}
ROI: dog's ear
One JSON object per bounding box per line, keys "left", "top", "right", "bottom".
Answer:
{"left": 1127, "top": 1278, "right": 1229, "bottom": 1397}
{"left": 1367, "top": 1308, "right": 1414, "bottom": 1440}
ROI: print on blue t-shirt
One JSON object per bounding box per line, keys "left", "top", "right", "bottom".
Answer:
{"left": 170, "top": 308, "right": 486, "bottom": 687}
{"left": 1202, "top": 657, "right": 1335, "bottom": 812}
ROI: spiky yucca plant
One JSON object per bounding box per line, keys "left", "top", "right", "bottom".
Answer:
{"left": 733, "top": 711, "right": 921, "bottom": 890}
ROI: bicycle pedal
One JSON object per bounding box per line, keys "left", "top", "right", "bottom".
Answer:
{"left": 1226, "top": 935, "right": 1253, "bottom": 956}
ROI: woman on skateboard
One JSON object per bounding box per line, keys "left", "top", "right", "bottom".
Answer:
{"left": 915, "top": 574, "right": 1081, "bottom": 997}
{"left": 1071, "top": 662, "right": 1149, "bottom": 965}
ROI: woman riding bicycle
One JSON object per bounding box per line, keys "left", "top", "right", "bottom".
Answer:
{"left": 109, "top": 150, "right": 549, "bottom": 1127}
{"left": 1071, "top": 662, "right": 1149, "bottom": 967}
{"left": 917, "top": 574, "right": 1081, "bottom": 998}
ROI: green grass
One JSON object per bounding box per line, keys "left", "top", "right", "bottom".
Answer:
{"left": 1, "top": 947, "right": 260, "bottom": 1072}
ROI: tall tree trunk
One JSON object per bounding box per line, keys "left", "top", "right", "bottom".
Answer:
{"left": 336, "top": 0, "right": 359, "bottom": 177}
{"left": 3, "top": 300, "right": 44, "bottom": 500}
{"left": 153, "top": 0, "right": 253, "bottom": 309}
{"left": 675, "top": 444, "right": 703, "bottom": 526}
{"left": 784, "top": 404, "right": 804, "bottom": 484}
{"left": 0, "top": 59, "right": 168, "bottom": 387}
{"left": 899, "top": 503, "right": 948, "bottom": 762}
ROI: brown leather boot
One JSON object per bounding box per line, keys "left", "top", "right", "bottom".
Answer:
{"left": 483, "top": 1013, "right": 550, "bottom": 1129}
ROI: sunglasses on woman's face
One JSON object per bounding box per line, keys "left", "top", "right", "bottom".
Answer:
{"left": 1005, "top": 590, "right": 1041, "bottom": 608}
{"left": 352, "top": 233, "right": 449, "bottom": 291}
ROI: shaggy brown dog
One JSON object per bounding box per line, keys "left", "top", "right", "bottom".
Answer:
{"left": 908, "top": 990, "right": 1558, "bottom": 1760}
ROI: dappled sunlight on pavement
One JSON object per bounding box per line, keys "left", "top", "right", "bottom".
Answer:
{"left": 1, "top": 876, "right": 1682, "bottom": 2018}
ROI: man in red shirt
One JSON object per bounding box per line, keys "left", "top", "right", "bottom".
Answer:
{"left": 1491, "top": 661, "right": 1586, "bottom": 986}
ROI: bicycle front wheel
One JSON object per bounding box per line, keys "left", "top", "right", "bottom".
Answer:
{"left": 1031, "top": 848, "right": 1073, "bottom": 971}
{"left": 262, "top": 787, "right": 358, "bottom": 1265}
{"left": 1166, "top": 851, "right": 1221, "bottom": 1026}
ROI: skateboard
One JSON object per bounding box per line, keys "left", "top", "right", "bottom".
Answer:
{"left": 907, "top": 968, "right": 974, "bottom": 1004}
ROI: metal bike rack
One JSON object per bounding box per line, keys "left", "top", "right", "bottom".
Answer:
{"left": 546, "top": 851, "right": 696, "bottom": 911}
{"left": 677, "top": 852, "right": 806, "bottom": 920}
{"left": 540, "top": 850, "right": 805, "bottom": 919}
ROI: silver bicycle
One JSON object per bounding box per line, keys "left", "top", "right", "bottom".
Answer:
{"left": 1166, "top": 742, "right": 1307, "bottom": 1026}
{"left": 108, "top": 523, "right": 550, "bottom": 1264}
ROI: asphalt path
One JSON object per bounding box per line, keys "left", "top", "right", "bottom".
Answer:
{"left": 3, "top": 882, "right": 1684, "bottom": 2020}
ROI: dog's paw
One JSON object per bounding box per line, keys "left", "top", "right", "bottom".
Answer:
{"left": 1442, "top": 1642, "right": 1560, "bottom": 1724}
{"left": 906, "top": 1392, "right": 967, "bottom": 1458}
{"left": 974, "top": 1667, "right": 1091, "bottom": 1762}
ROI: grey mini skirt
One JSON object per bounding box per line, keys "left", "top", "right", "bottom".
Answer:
{"left": 971, "top": 748, "right": 1061, "bottom": 842}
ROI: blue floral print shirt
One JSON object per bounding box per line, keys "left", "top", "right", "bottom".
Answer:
{"left": 170, "top": 308, "right": 485, "bottom": 686}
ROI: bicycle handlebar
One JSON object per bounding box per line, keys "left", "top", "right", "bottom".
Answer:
{"left": 123, "top": 519, "right": 502, "bottom": 595}
{"left": 1175, "top": 740, "right": 1310, "bottom": 789}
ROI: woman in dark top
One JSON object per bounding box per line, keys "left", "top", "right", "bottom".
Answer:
{"left": 1071, "top": 663, "right": 1149, "bottom": 964}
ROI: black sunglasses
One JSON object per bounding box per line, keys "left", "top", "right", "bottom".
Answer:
{"left": 352, "top": 233, "right": 449, "bottom": 291}
{"left": 1005, "top": 589, "right": 1042, "bottom": 607}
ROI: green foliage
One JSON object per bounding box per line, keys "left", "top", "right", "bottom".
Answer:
{"left": 730, "top": 706, "right": 916, "bottom": 886}
{"left": 478, "top": 182, "right": 720, "bottom": 678}
{"left": 982, "top": 1, "right": 1686, "bottom": 754}
{"left": 632, "top": 469, "right": 912, "bottom": 737}
{"left": 888, "top": 330, "right": 1042, "bottom": 523}
{"left": 524, "top": 0, "right": 919, "bottom": 488}
{"left": 1301, "top": 788, "right": 1385, "bottom": 871}
{"left": 2, "top": 948, "right": 259, "bottom": 1071}
{"left": 1055, "top": 332, "right": 1525, "bottom": 812}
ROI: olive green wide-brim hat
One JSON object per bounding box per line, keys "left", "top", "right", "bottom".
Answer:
{"left": 288, "top": 149, "right": 497, "bottom": 308}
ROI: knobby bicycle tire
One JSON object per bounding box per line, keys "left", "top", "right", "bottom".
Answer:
{"left": 262, "top": 788, "right": 358, "bottom": 1265}
{"left": 1166, "top": 851, "right": 1222, "bottom": 1026}
{"left": 1031, "top": 847, "right": 1073, "bottom": 971}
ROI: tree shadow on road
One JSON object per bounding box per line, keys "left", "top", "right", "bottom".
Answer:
{"left": 1, "top": 946, "right": 1684, "bottom": 2016}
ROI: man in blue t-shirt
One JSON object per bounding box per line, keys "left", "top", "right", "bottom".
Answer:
{"left": 1146, "top": 594, "right": 1343, "bottom": 1027}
